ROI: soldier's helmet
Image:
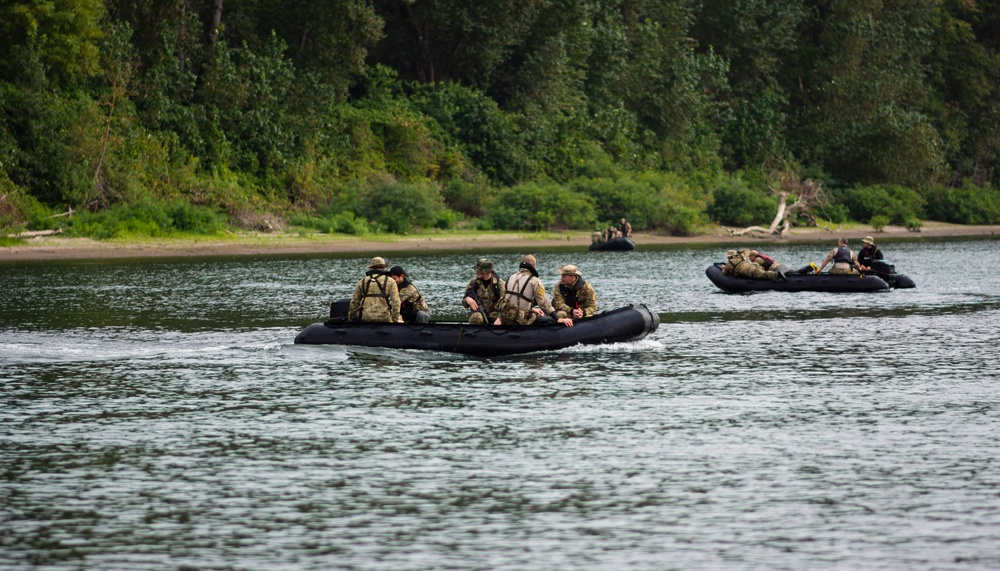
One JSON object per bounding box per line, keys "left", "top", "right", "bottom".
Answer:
{"left": 521, "top": 254, "right": 537, "bottom": 268}
{"left": 726, "top": 249, "right": 738, "bottom": 258}
{"left": 474, "top": 258, "right": 493, "bottom": 273}
{"left": 749, "top": 250, "right": 759, "bottom": 258}
{"left": 368, "top": 256, "right": 387, "bottom": 269}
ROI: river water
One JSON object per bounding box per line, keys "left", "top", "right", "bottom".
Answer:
{"left": 2, "top": 238, "right": 998, "bottom": 570}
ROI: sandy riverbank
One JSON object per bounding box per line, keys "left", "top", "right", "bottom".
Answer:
{"left": 2, "top": 223, "right": 998, "bottom": 261}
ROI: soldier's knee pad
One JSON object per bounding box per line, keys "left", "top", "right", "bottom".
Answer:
{"left": 468, "top": 313, "right": 485, "bottom": 325}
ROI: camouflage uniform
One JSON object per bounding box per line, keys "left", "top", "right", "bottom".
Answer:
{"left": 348, "top": 267, "right": 401, "bottom": 323}
{"left": 749, "top": 250, "right": 792, "bottom": 276}
{"left": 823, "top": 246, "right": 859, "bottom": 275}
{"left": 463, "top": 274, "right": 506, "bottom": 325}
{"left": 553, "top": 265, "right": 597, "bottom": 319}
{"left": 591, "top": 230, "right": 604, "bottom": 244}
{"left": 618, "top": 219, "right": 632, "bottom": 237}
{"left": 721, "top": 249, "right": 780, "bottom": 280}
{"left": 498, "top": 258, "right": 557, "bottom": 325}
{"left": 397, "top": 281, "right": 430, "bottom": 323}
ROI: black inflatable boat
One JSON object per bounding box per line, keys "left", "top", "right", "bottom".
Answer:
{"left": 294, "top": 300, "right": 660, "bottom": 357}
{"left": 589, "top": 237, "right": 636, "bottom": 251}
{"left": 705, "top": 263, "right": 891, "bottom": 293}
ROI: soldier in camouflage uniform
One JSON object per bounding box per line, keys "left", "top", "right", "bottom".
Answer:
{"left": 497, "top": 255, "right": 573, "bottom": 327}
{"left": 618, "top": 218, "right": 632, "bottom": 238}
{"left": 389, "top": 266, "right": 430, "bottom": 324}
{"left": 591, "top": 228, "right": 604, "bottom": 244}
{"left": 721, "top": 249, "right": 781, "bottom": 280}
{"left": 816, "top": 237, "right": 859, "bottom": 275}
{"left": 553, "top": 264, "right": 598, "bottom": 320}
{"left": 748, "top": 250, "right": 792, "bottom": 277}
{"left": 348, "top": 256, "right": 401, "bottom": 323}
{"left": 462, "top": 258, "right": 506, "bottom": 325}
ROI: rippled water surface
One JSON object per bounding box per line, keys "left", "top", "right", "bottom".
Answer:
{"left": 2, "top": 239, "right": 999, "bottom": 570}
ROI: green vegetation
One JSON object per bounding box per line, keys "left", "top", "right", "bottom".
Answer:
{"left": 2, "top": 0, "right": 1000, "bottom": 239}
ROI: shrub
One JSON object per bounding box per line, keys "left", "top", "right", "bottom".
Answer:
{"left": 708, "top": 178, "right": 778, "bottom": 227}
{"left": 357, "top": 180, "right": 445, "bottom": 234}
{"left": 442, "top": 178, "right": 492, "bottom": 217}
{"left": 291, "top": 210, "right": 369, "bottom": 235}
{"left": 67, "top": 200, "right": 226, "bottom": 239}
{"left": 816, "top": 203, "right": 850, "bottom": 224}
{"left": 569, "top": 177, "right": 652, "bottom": 229}
{"left": 842, "top": 184, "right": 925, "bottom": 225}
{"left": 870, "top": 215, "right": 890, "bottom": 232}
{"left": 638, "top": 172, "right": 712, "bottom": 236}
{"left": 905, "top": 218, "right": 922, "bottom": 232}
{"left": 486, "top": 182, "right": 597, "bottom": 231}
{"left": 922, "top": 180, "right": 1000, "bottom": 224}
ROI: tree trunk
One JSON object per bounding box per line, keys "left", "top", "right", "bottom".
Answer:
{"left": 403, "top": 2, "right": 434, "bottom": 83}
{"left": 768, "top": 192, "right": 788, "bottom": 233}
{"left": 208, "top": 0, "right": 224, "bottom": 53}
{"left": 178, "top": 0, "right": 187, "bottom": 75}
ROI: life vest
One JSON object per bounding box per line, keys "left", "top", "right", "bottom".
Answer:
{"left": 558, "top": 279, "right": 587, "bottom": 309}
{"left": 754, "top": 253, "right": 775, "bottom": 269}
{"left": 833, "top": 246, "right": 854, "bottom": 266}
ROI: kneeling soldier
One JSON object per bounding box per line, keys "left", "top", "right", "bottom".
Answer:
{"left": 389, "top": 266, "right": 430, "bottom": 324}
{"left": 553, "top": 265, "right": 597, "bottom": 320}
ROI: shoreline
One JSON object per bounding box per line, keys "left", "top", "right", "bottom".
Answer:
{"left": 2, "top": 223, "right": 998, "bottom": 262}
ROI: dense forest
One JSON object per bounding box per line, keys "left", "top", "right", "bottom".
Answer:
{"left": 2, "top": 0, "right": 999, "bottom": 239}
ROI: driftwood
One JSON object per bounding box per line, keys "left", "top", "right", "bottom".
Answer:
{"left": 48, "top": 207, "right": 75, "bottom": 218}
{"left": 727, "top": 225, "right": 772, "bottom": 237}
{"left": 731, "top": 172, "right": 827, "bottom": 238}
{"left": 6, "top": 229, "right": 64, "bottom": 238}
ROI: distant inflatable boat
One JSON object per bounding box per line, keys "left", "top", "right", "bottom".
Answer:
{"left": 294, "top": 300, "right": 659, "bottom": 357}
{"left": 589, "top": 237, "right": 636, "bottom": 251}
{"left": 705, "top": 263, "right": 892, "bottom": 293}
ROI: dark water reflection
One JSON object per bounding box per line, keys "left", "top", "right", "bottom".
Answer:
{"left": 2, "top": 239, "right": 999, "bottom": 570}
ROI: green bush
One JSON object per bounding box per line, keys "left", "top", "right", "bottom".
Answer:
{"left": 66, "top": 200, "right": 226, "bottom": 239}
{"left": 358, "top": 180, "right": 445, "bottom": 234}
{"left": 441, "top": 178, "right": 492, "bottom": 218}
{"left": 638, "top": 172, "right": 712, "bottom": 235}
{"left": 816, "top": 203, "right": 850, "bottom": 224}
{"left": 842, "top": 184, "right": 925, "bottom": 225}
{"left": 870, "top": 215, "right": 890, "bottom": 232}
{"left": 486, "top": 182, "right": 597, "bottom": 231}
{"left": 708, "top": 178, "right": 778, "bottom": 227}
{"left": 922, "top": 180, "right": 1000, "bottom": 224}
{"left": 570, "top": 177, "right": 652, "bottom": 229}
{"left": 291, "top": 210, "right": 369, "bottom": 235}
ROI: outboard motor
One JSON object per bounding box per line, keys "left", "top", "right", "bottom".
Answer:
{"left": 871, "top": 259, "right": 896, "bottom": 274}
{"left": 868, "top": 259, "right": 916, "bottom": 289}
{"left": 329, "top": 298, "right": 351, "bottom": 320}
